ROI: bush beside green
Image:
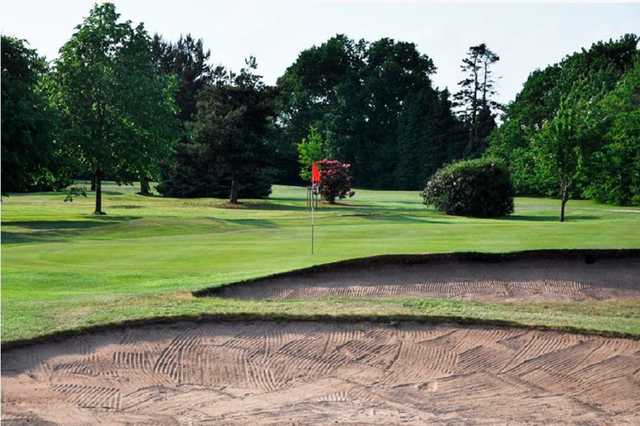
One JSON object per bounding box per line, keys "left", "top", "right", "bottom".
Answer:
{"left": 423, "top": 158, "right": 514, "bottom": 218}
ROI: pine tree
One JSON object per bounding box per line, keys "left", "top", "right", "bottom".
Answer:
{"left": 454, "top": 43, "right": 500, "bottom": 156}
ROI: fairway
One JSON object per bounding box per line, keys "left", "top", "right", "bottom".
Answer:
{"left": 2, "top": 184, "right": 640, "bottom": 343}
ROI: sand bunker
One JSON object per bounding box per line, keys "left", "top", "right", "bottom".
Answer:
{"left": 205, "top": 254, "right": 640, "bottom": 301}
{"left": 2, "top": 320, "right": 640, "bottom": 425}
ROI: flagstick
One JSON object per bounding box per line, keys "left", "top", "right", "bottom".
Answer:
{"left": 311, "top": 186, "right": 315, "bottom": 255}
{"left": 310, "top": 161, "right": 320, "bottom": 255}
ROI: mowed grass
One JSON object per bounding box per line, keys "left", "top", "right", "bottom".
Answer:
{"left": 2, "top": 183, "right": 640, "bottom": 342}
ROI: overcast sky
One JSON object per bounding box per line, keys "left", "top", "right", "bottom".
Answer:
{"left": 2, "top": 1, "right": 639, "bottom": 104}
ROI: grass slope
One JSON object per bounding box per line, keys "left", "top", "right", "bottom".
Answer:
{"left": 2, "top": 184, "right": 640, "bottom": 342}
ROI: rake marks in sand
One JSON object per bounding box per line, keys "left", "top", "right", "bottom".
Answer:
{"left": 213, "top": 257, "right": 640, "bottom": 302}
{"left": 2, "top": 320, "right": 640, "bottom": 424}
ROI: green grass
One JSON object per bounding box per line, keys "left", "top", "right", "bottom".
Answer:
{"left": 2, "top": 183, "right": 640, "bottom": 342}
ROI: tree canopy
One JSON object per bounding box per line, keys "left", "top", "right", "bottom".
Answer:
{"left": 277, "top": 34, "right": 466, "bottom": 190}
{"left": 151, "top": 33, "right": 223, "bottom": 123}
{"left": 49, "top": 2, "right": 179, "bottom": 213}
{"left": 488, "top": 34, "right": 639, "bottom": 203}
{"left": 1, "top": 36, "right": 61, "bottom": 193}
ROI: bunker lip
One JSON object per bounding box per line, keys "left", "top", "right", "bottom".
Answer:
{"left": 5, "top": 313, "right": 639, "bottom": 353}
{"left": 193, "top": 249, "right": 640, "bottom": 302}
{"left": 3, "top": 320, "right": 640, "bottom": 425}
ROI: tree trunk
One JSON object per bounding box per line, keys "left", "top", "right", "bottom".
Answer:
{"left": 94, "top": 171, "right": 105, "bottom": 215}
{"left": 139, "top": 175, "right": 150, "bottom": 196}
{"left": 471, "top": 57, "right": 479, "bottom": 150}
{"left": 229, "top": 175, "right": 239, "bottom": 204}
{"left": 482, "top": 60, "right": 488, "bottom": 106}
{"left": 560, "top": 188, "right": 568, "bottom": 222}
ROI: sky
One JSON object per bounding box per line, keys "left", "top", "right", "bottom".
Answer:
{"left": 2, "top": 1, "right": 639, "bottom": 104}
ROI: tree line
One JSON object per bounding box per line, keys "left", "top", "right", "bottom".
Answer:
{"left": 488, "top": 34, "right": 640, "bottom": 210}
{"left": 3, "top": 2, "right": 638, "bottom": 213}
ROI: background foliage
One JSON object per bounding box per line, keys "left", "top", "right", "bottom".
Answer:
{"left": 488, "top": 34, "right": 639, "bottom": 206}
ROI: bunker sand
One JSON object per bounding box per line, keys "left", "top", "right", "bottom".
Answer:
{"left": 211, "top": 257, "right": 640, "bottom": 301}
{"left": 3, "top": 321, "right": 640, "bottom": 425}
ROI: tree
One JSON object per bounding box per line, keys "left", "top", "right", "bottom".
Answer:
{"left": 582, "top": 54, "right": 640, "bottom": 205}
{"left": 191, "top": 58, "right": 276, "bottom": 204}
{"left": 277, "top": 35, "right": 464, "bottom": 190}
{"left": 276, "top": 35, "right": 361, "bottom": 185}
{"left": 317, "top": 160, "right": 354, "bottom": 203}
{"left": 297, "top": 126, "right": 331, "bottom": 181}
{"left": 488, "top": 34, "right": 639, "bottom": 199}
{"left": 151, "top": 33, "right": 222, "bottom": 123}
{"left": 152, "top": 33, "right": 236, "bottom": 197}
{"left": 1, "top": 36, "right": 62, "bottom": 193}
{"left": 535, "top": 88, "right": 601, "bottom": 221}
{"left": 155, "top": 141, "right": 272, "bottom": 198}
{"left": 49, "top": 3, "right": 178, "bottom": 213}
{"left": 396, "top": 88, "right": 465, "bottom": 188}
{"left": 454, "top": 43, "right": 501, "bottom": 156}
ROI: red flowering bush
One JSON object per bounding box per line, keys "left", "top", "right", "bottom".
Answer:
{"left": 318, "top": 159, "right": 355, "bottom": 203}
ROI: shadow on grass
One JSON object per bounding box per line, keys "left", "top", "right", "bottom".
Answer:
{"left": 506, "top": 214, "right": 601, "bottom": 222}
{"left": 224, "top": 218, "right": 278, "bottom": 228}
{"left": 239, "top": 200, "right": 427, "bottom": 214}
{"left": 2, "top": 216, "right": 140, "bottom": 244}
{"left": 111, "top": 205, "right": 145, "bottom": 209}
{"left": 360, "top": 214, "right": 446, "bottom": 224}
{"left": 230, "top": 202, "right": 307, "bottom": 211}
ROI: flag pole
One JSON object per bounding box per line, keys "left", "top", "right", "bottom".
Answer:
{"left": 311, "top": 186, "right": 315, "bottom": 255}
{"left": 310, "top": 161, "right": 320, "bottom": 255}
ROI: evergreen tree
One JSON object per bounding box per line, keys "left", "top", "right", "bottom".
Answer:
{"left": 151, "top": 33, "right": 222, "bottom": 123}
{"left": 151, "top": 33, "right": 232, "bottom": 196}
{"left": 164, "top": 58, "right": 276, "bottom": 203}
{"left": 454, "top": 43, "right": 501, "bottom": 156}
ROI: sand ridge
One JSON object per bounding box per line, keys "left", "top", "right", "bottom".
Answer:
{"left": 209, "top": 257, "right": 640, "bottom": 301}
{"left": 2, "top": 320, "right": 640, "bottom": 425}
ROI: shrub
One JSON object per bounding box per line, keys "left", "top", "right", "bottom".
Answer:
{"left": 318, "top": 159, "right": 355, "bottom": 203}
{"left": 423, "top": 158, "right": 514, "bottom": 217}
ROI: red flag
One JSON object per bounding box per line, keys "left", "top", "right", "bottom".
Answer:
{"left": 311, "top": 161, "right": 321, "bottom": 184}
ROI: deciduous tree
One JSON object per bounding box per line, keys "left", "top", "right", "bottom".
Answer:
{"left": 297, "top": 126, "right": 331, "bottom": 181}
{"left": 535, "top": 88, "right": 602, "bottom": 221}
{"left": 1, "top": 36, "right": 61, "bottom": 193}
{"left": 50, "top": 2, "right": 178, "bottom": 212}
{"left": 488, "top": 34, "right": 638, "bottom": 201}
